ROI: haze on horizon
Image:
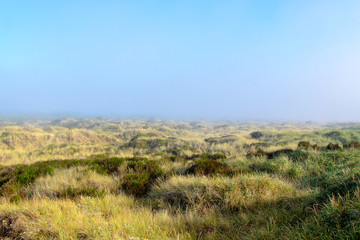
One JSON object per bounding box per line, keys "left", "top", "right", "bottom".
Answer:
{"left": 1, "top": 1, "right": 360, "bottom": 121}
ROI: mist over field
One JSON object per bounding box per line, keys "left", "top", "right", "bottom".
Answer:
{"left": 1, "top": 1, "right": 360, "bottom": 121}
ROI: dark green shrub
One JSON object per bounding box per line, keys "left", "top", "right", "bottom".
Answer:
{"left": 91, "top": 157, "right": 127, "bottom": 174}
{"left": 121, "top": 159, "right": 164, "bottom": 197}
{"left": 186, "top": 153, "right": 227, "bottom": 161}
{"left": 326, "top": 143, "right": 342, "bottom": 151}
{"left": 126, "top": 159, "right": 164, "bottom": 180}
{"left": 199, "top": 153, "right": 227, "bottom": 160}
{"left": 250, "top": 131, "right": 263, "bottom": 139}
{"left": 267, "top": 149, "right": 294, "bottom": 159}
{"left": 121, "top": 173, "right": 150, "bottom": 197}
{"left": 186, "top": 160, "right": 232, "bottom": 176}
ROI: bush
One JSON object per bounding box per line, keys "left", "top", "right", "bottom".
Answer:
{"left": 250, "top": 131, "right": 263, "bottom": 139}
{"left": 121, "top": 173, "right": 150, "bottom": 197}
{"left": 121, "top": 159, "right": 164, "bottom": 197}
{"left": 126, "top": 159, "right": 164, "bottom": 180}
{"left": 186, "top": 153, "right": 227, "bottom": 161}
{"left": 186, "top": 160, "right": 232, "bottom": 176}
{"left": 326, "top": 143, "right": 342, "bottom": 151}
{"left": 199, "top": 153, "right": 227, "bottom": 160}
{"left": 91, "top": 157, "right": 127, "bottom": 174}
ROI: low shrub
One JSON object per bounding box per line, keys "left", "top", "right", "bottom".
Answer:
{"left": 326, "top": 143, "right": 343, "bottom": 151}
{"left": 91, "top": 157, "right": 127, "bottom": 174}
{"left": 186, "top": 153, "right": 227, "bottom": 161}
{"left": 250, "top": 131, "right": 263, "bottom": 139}
{"left": 121, "top": 173, "right": 151, "bottom": 197}
{"left": 199, "top": 153, "right": 227, "bottom": 160}
{"left": 126, "top": 159, "right": 164, "bottom": 180}
{"left": 120, "top": 159, "right": 164, "bottom": 197}
{"left": 186, "top": 159, "right": 232, "bottom": 176}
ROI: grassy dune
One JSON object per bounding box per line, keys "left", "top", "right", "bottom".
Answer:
{"left": 1, "top": 119, "right": 360, "bottom": 239}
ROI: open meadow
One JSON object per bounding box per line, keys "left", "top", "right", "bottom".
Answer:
{"left": 0, "top": 119, "right": 360, "bottom": 239}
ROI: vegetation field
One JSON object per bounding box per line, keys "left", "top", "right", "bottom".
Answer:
{"left": 1, "top": 118, "right": 360, "bottom": 239}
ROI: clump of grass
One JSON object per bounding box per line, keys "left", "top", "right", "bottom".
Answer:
{"left": 0, "top": 210, "right": 39, "bottom": 239}
{"left": 26, "top": 166, "right": 117, "bottom": 199}
{"left": 292, "top": 189, "right": 360, "bottom": 240}
{"left": 227, "top": 174, "right": 308, "bottom": 209}
{"left": 149, "top": 175, "right": 233, "bottom": 211}
{"left": 150, "top": 174, "right": 309, "bottom": 212}
{"left": 0, "top": 194, "right": 193, "bottom": 240}
{"left": 249, "top": 155, "right": 305, "bottom": 180}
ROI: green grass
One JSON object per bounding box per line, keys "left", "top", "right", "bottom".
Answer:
{"left": 1, "top": 119, "right": 360, "bottom": 239}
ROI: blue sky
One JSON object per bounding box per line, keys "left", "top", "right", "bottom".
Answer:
{"left": 1, "top": 1, "right": 360, "bottom": 120}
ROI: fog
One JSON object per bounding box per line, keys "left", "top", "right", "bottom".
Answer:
{"left": 1, "top": 1, "right": 360, "bottom": 121}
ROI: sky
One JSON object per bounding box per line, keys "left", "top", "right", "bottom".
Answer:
{"left": 1, "top": 0, "right": 360, "bottom": 121}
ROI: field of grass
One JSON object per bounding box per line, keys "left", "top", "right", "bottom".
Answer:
{"left": 1, "top": 118, "right": 360, "bottom": 239}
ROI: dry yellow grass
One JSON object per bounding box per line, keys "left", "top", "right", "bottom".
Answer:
{"left": 0, "top": 194, "right": 194, "bottom": 240}
{"left": 0, "top": 119, "right": 338, "bottom": 166}
{"left": 149, "top": 174, "right": 310, "bottom": 212}
{"left": 26, "top": 167, "right": 118, "bottom": 199}
{"left": 1, "top": 119, "right": 359, "bottom": 239}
